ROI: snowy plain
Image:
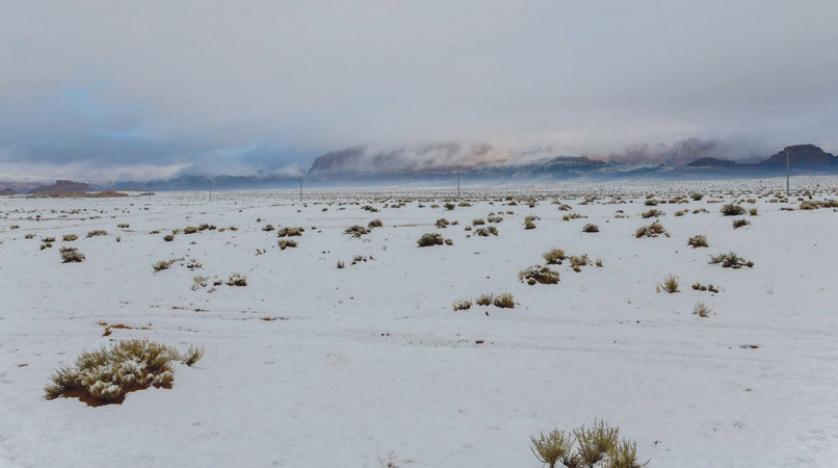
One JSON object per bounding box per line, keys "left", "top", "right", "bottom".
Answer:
{"left": 2, "top": 176, "right": 838, "bottom": 467}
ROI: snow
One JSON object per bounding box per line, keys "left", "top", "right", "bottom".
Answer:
{"left": 2, "top": 177, "right": 838, "bottom": 467}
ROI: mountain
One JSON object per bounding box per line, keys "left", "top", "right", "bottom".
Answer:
{"left": 29, "top": 180, "right": 92, "bottom": 194}
{"left": 686, "top": 157, "right": 737, "bottom": 168}
{"left": 0, "top": 188, "right": 16, "bottom": 196}
{"left": 757, "top": 144, "right": 837, "bottom": 167}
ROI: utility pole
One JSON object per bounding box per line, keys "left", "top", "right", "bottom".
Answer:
{"left": 785, "top": 148, "right": 790, "bottom": 198}
{"left": 456, "top": 170, "right": 461, "bottom": 200}
{"left": 208, "top": 177, "right": 213, "bottom": 203}
{"left": 299, "top": 179, "right": 303, "bottom": 202}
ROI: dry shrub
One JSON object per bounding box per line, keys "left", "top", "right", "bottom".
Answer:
{"left": 226, "top": 273, "right": 248, "bottom": 286}
{"left": 660, "top": 274, "right": 679, "bottom": 293}
{"left": 569, "top": 255, "right": 589, "bottom": 272}
{"left": 582, "top": 223, "right": 599, "bottom": 233}
{"left": 543, "top": 248, "right": 566, "bottom": 265}
{"left": 183, "top": 226, "right": 199, "bottom": 234}
{"left": 44, "top": 339, "right": 202, "bottom": 405}
{"left": 532, "top": 420, "right": 643, "bottom": 468}
{"left": 799, "top": 201, "right": 818, "bottom": 210}
{"left": 519, "top": 266, "right": 560, "bottom": 285}
{"left": 475, "top": 294, "right": 493, "bottom": 306}
{"left": 435, "top": 218, "right": 450, "bottom": 228}
{"left": 86, "top": 230, "right": 108, "bottom": 238}
{"left": 493, "top": 293, "right": 515, "bottom": 308}
{"left": 60, "top": 246, "right": 85, "bottom": 263}
{"left": 368, "top": 219, "right": 383, "bottom": 228}
{"left": 344, "top": 225, "right": 370, "bottom": 237}
{"left": 687, "top": 235, "right": 708, "bottom": 248}
{"left": 472, "top": 218, "right": 486, "bottom": 226}
{"left": 278, "top": 239, "right": 298, "bottom": 250}
{"left": 524, "top": 216, "right": 537, "bottom": 230}
{"left": 475, "top": 226, "right": 498, "bottom": 237}
{"left": 163, "top": 234, "right": 175, "bottom": 242}
{"left": 417, "top": 233, "right": 445, "bottom": 247}
{"left": 693, "top": 302, "right": 712, "bottom": 318}
{"left": 641, "top": 209, "right": 663, "bottom": 218}
{"left": 452, "top": 299, "right": 472, "bottom": 311}
{"left": 634, "top": 222, "right": 667, "bottom": 238}
{"left": 278, "top": 226, "right": 304, "bottom": 237}
{"left": 62, "top": 234, "right": 78, "bottom": 242}
{"left": 574, "top": 420, "right": 620, "bottom": 466}
{"left": 732, "top": 219, "right": 750, "bottom": 229}
{"left": 709, "top": 252, "right": 754, "bottom": 269}
{"left": 531, "top": 429, "right": 572, "bottom": 468}
{"left": 721, "top": 203, "right": 745, "bottom": 216}
{"left": 262, "top": 224, "right": 275, "bottom": 231}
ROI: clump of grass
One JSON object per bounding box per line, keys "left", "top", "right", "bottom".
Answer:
{"left": 278, "top": 239, "right": 297, "bottom": 250}
{"left": 493, "top": 293, "right": 515, "bottom": 308}
{"left": 543, "top": 248, "right": 566, "bottom": 265}
{"left": 86, "top": 230, "right": 108, "bottom": 238}
{"left": 182, "top": 346, "right": 204, "bottom": 366}
{"left": 709, "top": 251, "right": 754, "bottom": 269}
{"left": 607, "top": 440, "right": 644, "bottom": 468}
{"left": 452, "top": 299, "right": 472, "bottom": 311}
{"left": 524, "top": 216, "right": 537, "bottom": 230}
{"left": 475, "top": 294, "right": 493, "bottom": 306}
{"left": 474, "top": 226, "right": 498, "bottom": 237}
{"left": 634, "top": 221, "right": 667, "bottom": 238}
{"left": 582, "top": 223, "right": 599, "bottom": 233}
{"left": 569, "top": 255, "right": 589, "bottom": 272}
{"left": 732, "top": 219, "right": 750, "bottom": 229}
{"left": 278, "top": 226, "right": 304, "bottom": 237}
{"left": 660, "top": 274, "right": 679, "bottom": 293}
{"left": 62, "top": 234, "right": 78, "bottom": 242}
{"left": 60, "top": 246, "right": 85, "bottom": 263}
{"left": 574, "top": 420, "right": 620, "bottom": 466}
{"left": 519, "top": 266, "right": 560, "bottom": 285}
{"left": 435, "top": 218, "right": 450, "bottom": 228}
{"left": 44, "top": 339, "right": 200, "bottom": 405}
{"left": 721, "top": 203, "right": 746, "bottom": 216}
{"left": 226, "top": 273, "right": 248, "bottom": 286}
{"left": 687, "top": 235, "right": 708, "bottom": 248}
{"left": 368, "top": 219, "right": 383, "bottom": 228}
{"left": 531, "top": 429, "right": 572, "bottom": 468}
{"left": 344, "top": 225, "right": 370, "bottom": 237}
{"left": 417, "top": 233, "right": 445, "bottom": 247}
{"left": 693, "top": 301, "right": 712, "bottom": 318}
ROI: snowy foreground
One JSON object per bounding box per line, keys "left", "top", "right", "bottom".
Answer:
{"left": 2, "top": 177, "right": 838, "bottom": 468}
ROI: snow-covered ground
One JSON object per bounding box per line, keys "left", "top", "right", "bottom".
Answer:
{"left": 2, "top": 177, "right": 838, "bottom": 467}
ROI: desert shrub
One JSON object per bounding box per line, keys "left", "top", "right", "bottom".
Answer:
{"left": 472, "top": 218, "right": 486, "bottom": 226}
{"left": 417, "top": 233, "right": 445, "bottom": 247}
{"left": 452, "top": 299, "right": 472, "bottom": 311}
{"left": 475, "top": 226, "right": 498, "bottom": 237}
{"left": 278, "top": 239, "right": 297, "bottom": 250}
{"left": 569, "top": 255, "right": 589, "bottom": 272}
{"left": 562, "top": 213, "right": 586, "bottom": 221}
{"left": 687, "top": 235, "right": 708, "bottom": 248}
{"left": 524, "top": 216, "right": 537, "bottom": 230}
{"left": 60, "top": 247, "right": 85, "bottom": 263}
{"left": 435, "top": 218, "right": 450, "bottom": 228}
{"left": 336, "top": 260, "right": 345, "bottom": 269}
{"left": 62, "top": 234, "right": 78, "bottom": 242}
{"left": 444, "top": 202, "right": 455, "bottom": 210}
{"left": 183, "top": 226, "right": 199, "bottom": 234}
{"left": 262, "top": 224, "right": 275, "bottom": 231}
{"left": 574, "top": 420, "right": 620, "bottom": 466}
{"left": 493, "top": 293, "right": 515, "bottom": 308}
{"left": 86, "top": 230, "right": 108, "bottom": 238}
{"left": 691, "top": 282, "right": 719, "bottom": 293}
{"left": 641, "top": 209, "right": 663, "bottom": 218}
{"left": 660, "top": 274, "right": 679, "bottom": 293}
{"left": 543, "top": 248, "right": 566, "bottom": 265}
{"left": 582, "top": 223, "right": 599, "bottom": 233}
{"left": 634, "top": 222, "right": 667, "bottom": 238}
{"left": 344, "top": 225, "right": 370, "bottom": 237}
{"left": 153, "top": 259, "right": 176, "bottom": 272}
{"left": 24, "top": 233, "right": 35, "bottom": 239}
{"left": 368, "top": 219, "right": 383, "bottom": 228}
{"left": 721, "top": 203, "right": 745, "bottom": 216}
{"left": 475, "top": 294, "right": 493, "bottom": 306}
{"left": 709, "top": 252, "right": 754, "bottom": 269}
{"left": 749, "top": 207, "right": 758, "bottom": 216}
{"left": 690, "top": 192, "right": 704, "bottom": 201}
{"left": 278, "top": 226, "right": 304, "bottom": 237}
{"left": 531, "top": 429, "right": 572, "bottom": 468}
{"left": 732, "top": 219, "right": 750, "bottom": 229}
{"left": 163, "top": 234, "right": 175, "bottom": 242}
{"left": 531, "top": 420, "right": 642, "bottom": 468}
{"left": 487, "top": 214, "right": 503, "bottom": 223}
{"left": 44, "top": 339, "right": 200, "bottom": 405}
{"left": 693, "top": 302, "right": 711, "bottom": 318}
{"left": 519, "top": 266, "right": 560, "bottom": 285}
{"left": 42, "top": 236, "right": 56, "bottom": 243}
{"left": 799, "top": 201, "right": 818, "bottom": 210}
{"left": 644, "top": 198, "right": 658, "bottom": 206}
{"left": 226, "top": 273, "right": 248, "bottom": 286}
{"left": 117, "top": 223, "right": 129, "bottom": 229}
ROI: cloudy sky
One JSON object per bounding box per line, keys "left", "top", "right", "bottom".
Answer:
{"left": 2, "top": 0, "right": 837, "bottom": 181}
